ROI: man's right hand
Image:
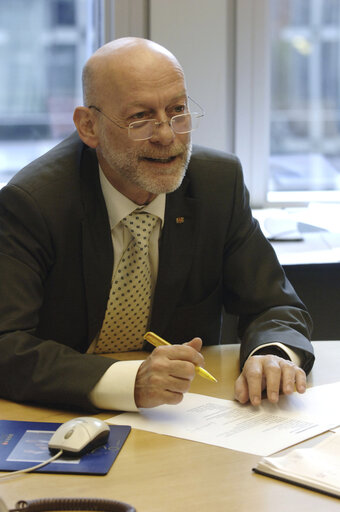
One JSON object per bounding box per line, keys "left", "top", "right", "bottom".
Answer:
{"left": 134, "top": 337, "right": 203, "bottom": 408}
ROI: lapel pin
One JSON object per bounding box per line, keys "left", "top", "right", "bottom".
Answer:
{"left": 176, "top": 217, "right": 185, "bottom": 224}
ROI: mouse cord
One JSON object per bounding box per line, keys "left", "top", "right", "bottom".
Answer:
{"left": 0, "top": 450, "right": 63, "bottom": 480}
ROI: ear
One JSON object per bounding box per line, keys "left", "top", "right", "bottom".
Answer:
{"left": 73, "top": 106, "right": 99, "bottom": 148}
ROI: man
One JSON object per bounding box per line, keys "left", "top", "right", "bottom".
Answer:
{"left": 0, "top": 37, "right": 314, "bottom": 413}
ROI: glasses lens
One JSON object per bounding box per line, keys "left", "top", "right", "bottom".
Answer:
{"left": 129, "top": 120, "right": 155, "bottom": 140}
{"left": 128, "top": 110, "right": 202, "bottom": 140}
{"left": 172, "top": 113, "right": 200, "bottom": 134}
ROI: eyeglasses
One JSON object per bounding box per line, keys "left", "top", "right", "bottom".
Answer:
{"left": 88, "top": 97, "right": 204, "bottom": 141}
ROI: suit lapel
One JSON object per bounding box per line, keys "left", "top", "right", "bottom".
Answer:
{"left": 79, "top": 146, "right": 113, "bottom": 344}
{"left": 150, "top": 178, "right": 200, "bottom": 336}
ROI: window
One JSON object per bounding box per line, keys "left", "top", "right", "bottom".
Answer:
{"left": 236, "top": 0, "right": 340, "bottom": 206}
{"left": 0, "top": 0, "right": 100, "bottom": 185}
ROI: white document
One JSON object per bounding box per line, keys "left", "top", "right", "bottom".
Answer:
{"left": 107, "top": 382, "right": 340, "bottom": 456}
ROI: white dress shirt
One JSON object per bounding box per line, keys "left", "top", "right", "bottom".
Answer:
{"left": 89, "top": 168, "right": 302, "bottom": 411}
{"left": 89, "top": 168, "right": 165, "bottom": 411}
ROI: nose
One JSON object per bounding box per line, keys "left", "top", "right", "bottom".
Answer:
{"left": 150, "top": 118, "right": 175, "bottom": 145}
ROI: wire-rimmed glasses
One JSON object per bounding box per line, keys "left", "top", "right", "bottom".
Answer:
{"left": 88, "top": 97, "right": 204, "bottom": 141}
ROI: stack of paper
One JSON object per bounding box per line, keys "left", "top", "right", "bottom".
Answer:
{"left": 254, "top": 432, "right": 340, "bottom": 499}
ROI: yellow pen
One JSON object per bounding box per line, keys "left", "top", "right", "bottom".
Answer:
{"left": 143, "top": 331, "right": 217, "bottom": 383}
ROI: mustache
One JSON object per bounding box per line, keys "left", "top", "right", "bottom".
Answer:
{"left": 137, "top": 144, "right": 189, "bottom": 160}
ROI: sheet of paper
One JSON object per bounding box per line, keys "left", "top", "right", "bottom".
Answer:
{"left": 107, "top": 382, "right": 340, "bottom": 456}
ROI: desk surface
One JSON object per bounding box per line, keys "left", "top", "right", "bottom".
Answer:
{"left": 0, "top": 341, "right": 339, "bottom": 512}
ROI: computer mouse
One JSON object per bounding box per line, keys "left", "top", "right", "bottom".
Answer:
{"left": 48, "top": 416, "right": 110, "bottom": 457}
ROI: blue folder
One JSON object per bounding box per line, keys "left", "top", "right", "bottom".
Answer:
{"left": 0, "top": 419, "right": 130, "bottom": 475}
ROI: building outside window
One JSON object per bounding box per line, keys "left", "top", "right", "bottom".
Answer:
{"left": 235, "top": 0, "right": 340, "bottom": 206}
{"left": 0, "top": 0, "right": 100, "bottom": 185}
{"left": 270, "top": 0, "right": 340, "bottom": 196}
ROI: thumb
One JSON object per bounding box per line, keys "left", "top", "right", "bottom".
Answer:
{"left": 184, "top": 337, "right": 203, "bottom": 352}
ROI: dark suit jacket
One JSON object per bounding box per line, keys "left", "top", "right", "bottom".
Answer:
{"left": 0, "top": 133, "right": 314, "bottom": 411}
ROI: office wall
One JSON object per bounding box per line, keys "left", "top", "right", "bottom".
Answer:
{"left": 113, "top": 0, "right": 148, "bottom": 40}
{"left": 149, "top": 0, "right": 235, "bottom": 153}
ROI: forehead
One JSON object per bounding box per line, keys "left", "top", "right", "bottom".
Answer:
{"left": 122, "top": 81, "right": 187, "bottom": 115}
{"left": 102, "top": 54, "right": 187, "bottom": 112}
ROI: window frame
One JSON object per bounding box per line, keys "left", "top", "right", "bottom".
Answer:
{"left": 235, "top": 0, "right": 270, "bottom": 208}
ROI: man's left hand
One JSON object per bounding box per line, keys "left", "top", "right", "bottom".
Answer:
{"left": 234, "top": 354, "right": 306, "bottom": 406}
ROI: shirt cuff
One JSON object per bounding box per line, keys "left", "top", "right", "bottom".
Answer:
{"left": 249, "top": 342, "right": 302, "bottom": 367}
{"left": 89, "top": 360, "right": 143, "bottom": 411}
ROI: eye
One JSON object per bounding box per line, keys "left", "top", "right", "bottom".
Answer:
{"left": 169, "top": 104, "right": 187, "bottom": 116}
{"left": 130, "top": 112, "right": 146, "bottom": 119}
{"left": 130, "top": 111, "right": 152, "bottom": 121}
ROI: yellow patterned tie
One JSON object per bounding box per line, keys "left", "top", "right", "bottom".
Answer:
{"left": 95, "top": 210, "right": 159, "bottom": 353}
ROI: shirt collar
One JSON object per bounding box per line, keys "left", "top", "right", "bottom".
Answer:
{"left": 99, "top": 166, "right": 166, "bottom": 230}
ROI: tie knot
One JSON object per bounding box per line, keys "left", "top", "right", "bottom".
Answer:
{"left": 121, "top": 211, "right": 158, "bottom": 247}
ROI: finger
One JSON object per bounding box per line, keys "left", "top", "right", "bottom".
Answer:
{"left": 234, "top": 373, "right": 250, "bottom": 404}
{"left": 149, "top": 348, "right": 197, "bottom": 380}
{"left": 241, "top": 357, "right": 264, "bottom": 406}
{"left": 162, "top": 389, "right": 185, "bottom": 405}
{"left": 280, "top": 360, "right": 298, "bottom": 395}
{"left": 136, "top": 383, "right": 184, "bottom": 407}
{"left": 264, "top": 357, "right": 282, "bottom": 403}
{"left": 295, "top": 367, "right": 307, "bottom": 394}
{"left": 166, "top": 371, "right": 194, "bottom": 393}
{"left": 155, "top": 343, "right": 205, "bottom": 368}
{"left": 184, "top": 337, "right": 203, "bottom": 352}
{"left": 168, "top": 359, "right": 197, "bottom": 381}
{"left": 138, "top": 371, "right": 192, "bottom": 400}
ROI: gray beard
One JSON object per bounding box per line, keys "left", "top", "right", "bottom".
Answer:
{"left": 99, "top": 136, "right": 192, "bottom": 195}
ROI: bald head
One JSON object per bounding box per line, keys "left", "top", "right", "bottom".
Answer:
{"left": 82, "top": 37, "right": 185, "bottom": 107}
